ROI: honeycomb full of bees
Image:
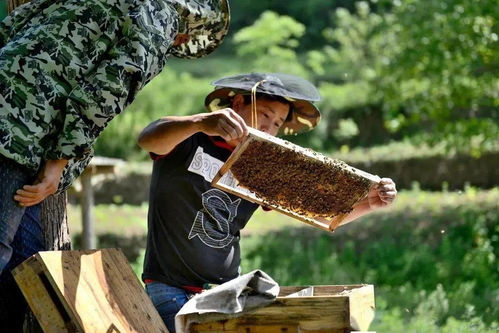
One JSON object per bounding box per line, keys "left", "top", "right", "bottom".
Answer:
{"left": 212, "top": 128, "right": 380, "bottom": 231}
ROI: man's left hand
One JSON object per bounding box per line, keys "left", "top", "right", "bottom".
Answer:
{"left": 367, "top": 177, "right": 397, "bottom": 210}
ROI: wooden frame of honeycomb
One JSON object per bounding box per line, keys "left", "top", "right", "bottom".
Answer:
{"left": 212, "top": 128, "right": 380, "bottom": 232}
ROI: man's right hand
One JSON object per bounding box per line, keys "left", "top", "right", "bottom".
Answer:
{"left": 196, "top": 108, "right": 249, "bottom": 143}
{"left": 14, "top": 159, "right": 68, "bottom": 207}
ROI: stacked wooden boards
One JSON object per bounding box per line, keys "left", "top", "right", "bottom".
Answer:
{"left": 12, "top": 249, "right": 168, "bottom": 333}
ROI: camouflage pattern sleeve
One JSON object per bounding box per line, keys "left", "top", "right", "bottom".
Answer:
{"left": 44, "top": 0, "right": 179, "bottom": 162}
{"left": 0, "top": 0, "right": 54, "bottom": 47}
{"left": 0, "top": 16, "right": 10, "bottom": 47}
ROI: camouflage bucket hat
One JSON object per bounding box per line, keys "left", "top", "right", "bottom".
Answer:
{"left": 170, "top": 0, "right": 230, "bottom": 59}
{"left": 205, "top": 73, "right": 322, "bottom": 135}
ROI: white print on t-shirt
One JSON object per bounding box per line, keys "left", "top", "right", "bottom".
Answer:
{"left": 188, "top": 146, "right": 224, "bottom": 182}
{"left": 188, "top": 189, "right": 241, "bottom": 248}
{"left": 187, "top": 146, "right": 252, "bottom": 194}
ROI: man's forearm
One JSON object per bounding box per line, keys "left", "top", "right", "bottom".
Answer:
{"left": 338, "top": 198, "right": 373, "bottom": 226}
{"left": 137, "top": 115, "right": 204, "bottom": 155}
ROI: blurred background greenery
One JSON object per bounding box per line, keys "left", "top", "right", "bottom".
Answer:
{"left": 1, "top": 0, "right": 498, "bottom": 331}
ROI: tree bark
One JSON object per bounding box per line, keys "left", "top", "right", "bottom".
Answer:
{"left": 8, "top": 0, "right": 28, "bottom": 12}
{"left": 41, "top": 192, "right": 71, "bottom": 251}
{"left": 8, "top": 1, "right": 72, "bottom": 332}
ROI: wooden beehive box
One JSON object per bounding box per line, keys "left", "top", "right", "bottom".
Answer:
{"left": 12, "top": 248, "right": 168, "bottom": 333}
{"left": 186, "top": 284, "right": 375, "bottom": 333}
{"left": 212, "top": 128, "right": 380, "bottom": 232}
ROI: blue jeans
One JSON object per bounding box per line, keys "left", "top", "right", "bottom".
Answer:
{"left": 0, "top": 156, "right": 44, "bottom": 331}
{"left": 0, "top": 156, "right": 40, "bottom": 272}
{"left": 145, "top": 281, "right": 191, "bottom": 333}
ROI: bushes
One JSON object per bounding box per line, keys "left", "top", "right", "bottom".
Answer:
{"left": 240, "top": 188, "right": 499, "bottom": 328}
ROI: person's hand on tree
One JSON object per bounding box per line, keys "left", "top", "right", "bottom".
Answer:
{"left": 367, "top": 178, "right": 397, "bottom": 210}
{"left": 14, "top": 159, "right": 68, "bottom": 207}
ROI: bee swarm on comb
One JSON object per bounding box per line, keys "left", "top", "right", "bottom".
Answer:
{"left": 230, "top": 140, "right": 373, "bottom": 220}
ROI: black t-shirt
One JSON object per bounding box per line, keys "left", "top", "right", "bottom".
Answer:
{"left": 142, "top": 133, "right": 259, "bottom": 288}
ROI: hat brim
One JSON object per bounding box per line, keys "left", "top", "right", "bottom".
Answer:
{"left": 205, "top": 88, "right": 321, "bottom": 136}
{"left": 170, "top": 0, "right": 230, "bottom": 59}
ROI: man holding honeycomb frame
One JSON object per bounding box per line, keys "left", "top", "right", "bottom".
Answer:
{"left": 137, "top": 72, "right": 397, "bottom": 332}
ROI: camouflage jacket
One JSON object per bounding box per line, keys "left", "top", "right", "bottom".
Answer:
{"left": 0, "top": 0, "right": 185, "bottom": 191}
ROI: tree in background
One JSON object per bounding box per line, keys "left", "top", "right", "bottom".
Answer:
{"left": 233, "top": 11, "right": 308, "bottom": 78}
{"left": 380, "top": 0, "right": 498, "bottom": 155}
{"left": 0, "top": 1, "right": 6, "bottom": 19}
{"left": 229, "top": 0, "right": 358, "bottom": 50}
{"left": 310, "top": 2, "right": 395, "bottom": 148}
{"left": 309, "top": 0, "right": 498, "bottom": 153}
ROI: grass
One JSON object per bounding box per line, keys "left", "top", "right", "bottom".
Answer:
{"left": 68, "top": 203, "right": 148, "bottom": 237}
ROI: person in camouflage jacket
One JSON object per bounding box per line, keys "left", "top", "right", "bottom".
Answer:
{"left": 0, "top": 0, "right": 230, "bottom": 328}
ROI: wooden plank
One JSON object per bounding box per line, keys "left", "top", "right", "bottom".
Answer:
{"left": 284, "top": 286, "right": 314, "bottom": 297}
{"left": 14, "top": 249, "right": 168, "bottom": 333}
{"left": 212, "top": 128, "right": 380, "bottom": 232}
{"left": 189, "top": 321, "right": 227, "bottom": 331}
{"left": 212, "top": 137, "right": 253, "bottom": 186}
{"left": 221, "top": 297, "right": 350, "bottom": 330}
{"left": 347, "top": 285, "right": 375, "bottom": 332}
{"left": 189, "top": 325, "right": 300, "bottom": 333}
{"left": 12, "top": 257, "right": 74, "bottom": 333}
{"left": 299, "top": 330, "right": 345, "bottom": 333}
{"left": 237, "top": 325, "right": 298, "bottom": 333}
{"left": 193, "top": 331, "right": 237, "bottom": 333}
{"left": 278, "top": 285, "right": 368, "bottom": 297}
{"left": 188, "top": 285, "right": 374, "bottom": 332}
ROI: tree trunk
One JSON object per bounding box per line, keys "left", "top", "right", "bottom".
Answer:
{"left": 8, "top": 0, "right": 29, "bottom": 12}
{"left": 41, "top": 192, "right": 71, "bottom": 251}
{"left": 8, "top": 1, "right": 72, "bottom": 332}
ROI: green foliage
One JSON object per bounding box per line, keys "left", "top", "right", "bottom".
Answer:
{"left": 233, "top": 11, "right": 308, "bottom": 77}
{"left": 67, "top": 203, "right": 148, "bottom": 236}
{"left": 307, "top": 2, "right": 396, "bottom": 147}
{"left": 2, "top": 0, "right": 497, "bottom": 156}
{"left": 307, "top": 0, "right": 498, "bottom": 151}
{"left": 229, "top": 0, "right": 359, "bottom": 50}
{"left": 240, "top": 188, "right": 499, "bottom": 327}
{"left": 94, "top": 69, "right": 211, "bottom": 159}
{"left": 0, "top": 1, "right": 6, "bottom": 20}
{"left": 374, "top": 306, "right": 499, "bottom": 332}
{"left": 379, "top": 0, "right": 499, "bottom": 152}
{"left": 70, "top": 189, "right": 499, "bottom": 330}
